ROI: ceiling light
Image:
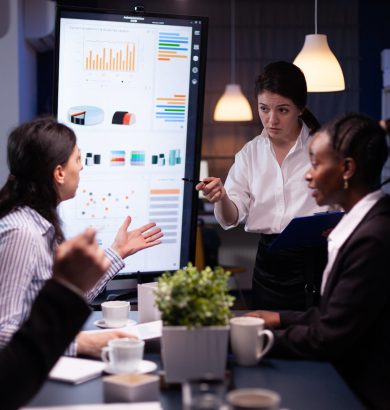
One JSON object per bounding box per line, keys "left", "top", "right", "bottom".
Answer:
{"left": 293, "top": 0, "right": 345, "bottom": 92}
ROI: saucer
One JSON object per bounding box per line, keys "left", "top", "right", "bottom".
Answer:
{"left": 93, "top": 319, "right": 137, "bottom": 329}
{"left": 104, "top": 360, "right": 158, "bottom": 375}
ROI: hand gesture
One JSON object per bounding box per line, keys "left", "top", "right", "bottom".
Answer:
{"left": 111, "top": 216, "right": 163, "bottom": 259}
{"left": 196, "top": 177, "right": 226, "bottom": 203}
{"left": 53, "top": 228, "right": 111, "bottom": 293}
{"left": 76, "top": 330, "right": 138, "bottom": 358}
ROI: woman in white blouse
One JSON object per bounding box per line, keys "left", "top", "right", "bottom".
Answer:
{"left": 197, "top": 61, "right": 327, "bottom": 310}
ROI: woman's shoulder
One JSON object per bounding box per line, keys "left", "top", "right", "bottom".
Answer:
{"left": 0, "top": 207, "right": 47, "bottom": 238}
{"left": 351, "top": 195, "right": 390, "bottom": 240}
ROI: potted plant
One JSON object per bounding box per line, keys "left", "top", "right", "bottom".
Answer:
{"left": 155, "top": 263, "right": 234, "bottom": 383}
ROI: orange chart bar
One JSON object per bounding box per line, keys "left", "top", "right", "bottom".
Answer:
{"left": 150, "top": 189, "right": 181, "bottom": 195}
{"left": 157, "top": 50, "right": 188, "bottom": 61}
{"left": 157, "top": 97, "right": 186, "bottom": 104}
{"left": 85, "top": 43, "right": 136, "bottom": 72}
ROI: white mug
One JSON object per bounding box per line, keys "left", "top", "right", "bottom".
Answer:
{"left": 230, "top": 317, "right": 274, "bottom": 366}
{"left": 101, "top": 338, "right": 145, "bottom": 373}
{"left": 226, "top": 388, "right": 281, "bottom": 410}
{"left": 101, "top": 300, "right": 130, "bottom": 327}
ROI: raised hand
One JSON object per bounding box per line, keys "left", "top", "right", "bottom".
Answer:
{"left": 111, "top": 216, "right": 163, "bottom": 259}
{"left": 53, "top": 228, "right": 111, "bottom": 293}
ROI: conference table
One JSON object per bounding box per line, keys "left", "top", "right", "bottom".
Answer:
{"left": 27, "top": 311, "right": 365, "bottom": 410}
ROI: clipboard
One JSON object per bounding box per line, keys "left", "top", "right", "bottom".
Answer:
{"left": 268, "top": 211, "right": 344, "bottom": 253}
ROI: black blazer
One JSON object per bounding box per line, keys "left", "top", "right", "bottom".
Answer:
{"left": 0, "top": 280, "right": 90, "bottom": 410}
{"left": 272, "top": 195, "right": 390, "bottom": 410}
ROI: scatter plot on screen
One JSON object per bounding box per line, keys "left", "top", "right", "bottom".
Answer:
{"left": 76, "top": 185, "right": 136, "bottom": 219}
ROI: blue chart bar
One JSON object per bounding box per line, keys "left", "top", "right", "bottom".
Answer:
{"left": 159, "top": 39, "right": 189, "bottom": 43}
{"left": 159, "top": 47, "right": 188, "bottom": 51}
{"left": 157, "top": 31, "right": 190, "bottom": 62}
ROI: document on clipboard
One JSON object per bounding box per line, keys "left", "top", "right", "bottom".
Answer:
{"left": 268, "top": 211, "right": 344, "bottom": 253}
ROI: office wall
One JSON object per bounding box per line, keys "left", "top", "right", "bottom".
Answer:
{"left": 359, "top": 0, "right": 390, "bottom": 119}
{"left": 0, "top": 0, "right": 22, "bottom": 186}
{"left": 3, "top": 0, "right": 388, "bottom": 188}
{"left": 40, "top": 0, "right": 360, "bottom": 180}
{"left": 0, "top": 0, "right": 53, "bottom": 186}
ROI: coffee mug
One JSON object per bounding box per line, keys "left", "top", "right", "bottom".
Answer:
{"left": 230, "top": 317, "right": 274, "bottom": 366}
{"left": 101, "top": 300, "right": 130, "bottom": 327}
{"left": 226, "top": 388, "right": 281, "bottom": 410}
{"left": 101, "top": 338, "right": 145, "bottom": 373}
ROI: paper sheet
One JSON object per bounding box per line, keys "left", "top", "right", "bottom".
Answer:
{"left": 49, "top": 356, "right": 105, "bottom": 384}
{"left": 22, "top": 403, "right": 162, "bottom": 409}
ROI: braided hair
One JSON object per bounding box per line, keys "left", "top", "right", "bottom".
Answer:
{"left": 321, "top": 113, "right": 388, "bottom": 190}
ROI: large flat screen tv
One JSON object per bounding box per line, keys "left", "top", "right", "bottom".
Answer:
{"left": 54, "top": 3, "right": 208, "bottom": 277}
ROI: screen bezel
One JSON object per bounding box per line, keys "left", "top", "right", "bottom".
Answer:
{"left": 54, "top": 3, "right": 208, "bottom": 278}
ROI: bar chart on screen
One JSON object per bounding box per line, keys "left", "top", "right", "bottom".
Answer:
{"left": 56, "top": 7, "right": 207, "bottom": 274}
{"left": 85, "top": 41, "right": 136, "bottom": 72}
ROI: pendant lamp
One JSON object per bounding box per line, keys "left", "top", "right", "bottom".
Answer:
{"left": 213, "top": 0, "right": 253, "bottom": 121}
{"left": 293, "top": 0, "right": 345, "bottom": 92}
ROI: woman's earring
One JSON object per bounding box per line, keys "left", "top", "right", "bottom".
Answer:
{"left": 343, "top": 177, "right": 349, "bottom": 190}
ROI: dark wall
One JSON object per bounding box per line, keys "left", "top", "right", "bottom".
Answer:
{"left": 359, "top": 0, "right": 390, "bottom": 119}
{"left": 46, "top": 0, "right": 364, "bottom": 179}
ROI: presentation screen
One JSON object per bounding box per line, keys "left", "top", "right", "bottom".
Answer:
{"left": 54, "top": 5, "right": 207, "bottom": 276}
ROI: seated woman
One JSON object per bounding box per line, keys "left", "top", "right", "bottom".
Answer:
{"left": 247, "top": 113, "right": 390, "bottom": 409}
{"left": 0, "top": 117, "right": 163, "bottom": 357}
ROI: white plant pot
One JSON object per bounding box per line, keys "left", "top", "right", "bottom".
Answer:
{"left": 161, "top": 326, "right": 229, "bottom": 384}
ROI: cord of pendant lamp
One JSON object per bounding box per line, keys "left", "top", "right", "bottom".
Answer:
{"left": 213, "top": 0, "right": 253, "bottom": 121}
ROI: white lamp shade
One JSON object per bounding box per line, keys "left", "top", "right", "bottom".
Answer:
{"left": 293, "top": 34, "right": 345, "bottom": 92}
{"left": 213, "top": 84, "right": 253, "bottom": 121}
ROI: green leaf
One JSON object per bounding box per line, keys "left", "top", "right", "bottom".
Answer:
{"left": 154, "top": 263, "right": 235, "bottom": 327}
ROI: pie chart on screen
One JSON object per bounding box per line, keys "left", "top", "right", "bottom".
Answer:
{"left": 112, "top": 111, "right": 136, "bottom": 125}
{"left": 67, "top": 106, "right": 104, "bottom": 126}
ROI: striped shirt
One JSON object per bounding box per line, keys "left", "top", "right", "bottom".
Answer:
{"left": 0, "top": 206, "right": 124, "bottom": 355}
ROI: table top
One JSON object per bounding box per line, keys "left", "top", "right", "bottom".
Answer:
{"left": 27, "top": 311, "right": 365, "bottom": 410}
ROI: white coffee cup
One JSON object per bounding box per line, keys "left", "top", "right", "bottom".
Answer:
{"left": 101, "top": 338, "right": 145, "bottom": 373}
{"left": 226, "top": 388, "right": 281, "bottom": 410}
{"left": 101, "top": 300, "right": 130, "bottom": 327}
{"left": 230, "top": 317, "right": 274, "bottom": 366}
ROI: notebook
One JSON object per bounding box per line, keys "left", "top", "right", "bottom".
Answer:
{"left": 49, "top": 356, "right": 105, "bottom": 384}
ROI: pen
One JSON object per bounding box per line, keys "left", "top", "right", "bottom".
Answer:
{"left": 182, "top": 177, "right": 204, "bottom": 184}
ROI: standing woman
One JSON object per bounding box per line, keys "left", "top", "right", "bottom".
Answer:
{"left": 0, "top": 117, "right": 163, "bottom": 357}
{"left": 198, "top": 61, "right": 327, "bottom": 311}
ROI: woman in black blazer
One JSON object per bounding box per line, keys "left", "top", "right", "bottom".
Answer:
{"left": 247, "top": 113, "right": 390, "bottom": 410}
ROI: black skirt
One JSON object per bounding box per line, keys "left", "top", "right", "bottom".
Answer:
{"left": 252, "top": 234, "right": 327, "bottom": 311}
